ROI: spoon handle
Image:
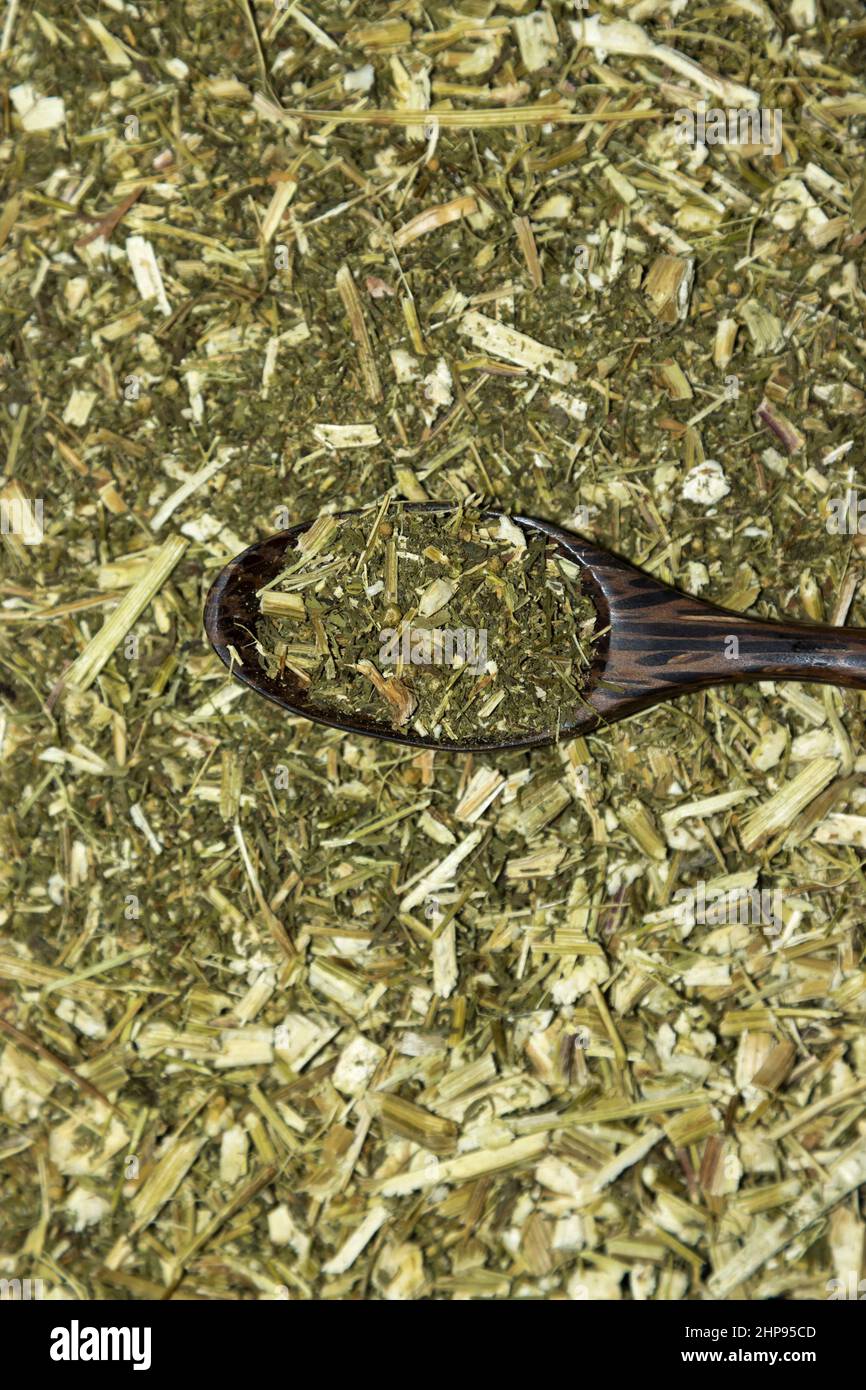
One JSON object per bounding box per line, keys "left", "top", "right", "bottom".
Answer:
{"left": 609, "top": 595, "right": 866, "bottom": 698}
{"left": 680, "top": 609, "right": 866, "bottom": 689}
{"left": 560, "top": 536, "right": 866, "bottom": 708}
{"left": 584, "top": 561, "right": 866, "bottom": 726}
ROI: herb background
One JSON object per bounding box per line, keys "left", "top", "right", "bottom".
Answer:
{"left": 2, "top": 0, "right": 866, "bottom": 1301}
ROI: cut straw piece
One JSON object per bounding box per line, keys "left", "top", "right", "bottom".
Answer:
{"left": 617, "top": 797, "right": 667, "bottom": 860}
{"left": 312, "top": 423, "right": 381, "bottom": 449}
{"left": 400, "top": 829, "right": 484, "bottom": 912}
{"left": 374, "top": 1133, "right": 547, "bottom": 1196}
{"left": 151, "top": 453, "right": 230, "bottom": 532}
{"left": 454, "top": 768, "right": 505, "bottom": 823}
{"left": 273, "top": 104, "right": 663, "bottom": 129}
{"left": 513, "top": 215, "right": 543, "bottom": 289}
{"left": 655, "top": 359, "right": 692, "bottom": 400}
{"left": 459, "top": 311, "right": 576, "bottom": 384}
{"left": 662, "top": 787, "right": 755, "bottom": 833}
{"left": 336, "top": 263, "right": 383, "bottom": 404}
{"left": 261, "top": 178, "right": 296, "bottom": 244}
{"left": 514, "top": 9, "right": 559, "bottom": 71}
{"left": 129, "top": 1134, "right": 207, "bottom": 1234}
{"left": 0, "top": 0, "right": 20, "bottom": 56}
{"left": 296, "top": 514, "right": 340, "bottom": 559}
{"left": 63, "top": 535, "right": 187, "bottom": 691}
{"left": 322, "top": 1205, "right": 389, "bottom": 1275}
{"left": 394, "top": 195, "right": 477, "bottom": 249}
{"left": 373, "top": 1092, "right": 458, "bottom": 1153}
{"left": 572, "top": 16, "right": 759, "bottom": 106}
{"left": 351, "top": 18, "right": 411, "bottom": 48}
{"left": 82, "top": 16, "right": 132, "bottom": 67}
{"left": 293, "top": 6, "right": 338, "bottom": 52}
{"left": 756, "top": 398, "right": 805, "bottom": 454}
{"left": 259, "top": 591, "right": 306, "bottom": 620}
{"left": 714, "top": 317, "right": 738, "bottom": 368}
{"left": 644, "top": 255, "right": 694, "bottom": 324}
{"left": 125, "top": 234, "right": 171, "bottom": 316}
{"left": 739, "top": 757, "right": 838, "bottom": 852}
{"left": 589, "top": 1126, "right": 664, "bottom": 1193}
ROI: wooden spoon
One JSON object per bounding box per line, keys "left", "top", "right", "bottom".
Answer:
{"left": 204, "top": 506, "right": 866, "bottom": 753}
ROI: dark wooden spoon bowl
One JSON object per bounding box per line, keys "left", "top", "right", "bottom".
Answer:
{"left": 204, "top": 505, "right": 866, "bottom": 752}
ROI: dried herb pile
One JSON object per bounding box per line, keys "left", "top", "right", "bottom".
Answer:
{"left": 256, "top": 505, "right": 596, "bottom": 739}
{"left": 1, "top": 0, "right": 866, "bottom": 1304}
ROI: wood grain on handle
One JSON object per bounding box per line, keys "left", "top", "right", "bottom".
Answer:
{"left": 531, "top": 520, "right": 866, "bottom": 727}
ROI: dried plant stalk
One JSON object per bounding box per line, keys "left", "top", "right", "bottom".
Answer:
{"left": 336, "top": 263, "right": 383, "bottom": 404}
{"left": 63, "top": 535, "right": 187, "bottom": 691}
{"left": 394, "top": 195, "right": 477, "bottom": 249}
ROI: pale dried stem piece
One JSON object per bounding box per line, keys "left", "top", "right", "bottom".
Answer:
{"left": 151, "top": 454, "right": 229, "bottom": 532}
{"left": 374, "top": 1133, "right": 547, "bottom": 1197}
{"left": 129, "top": 1135, "right": 206, "bottom": 1235}
{"left": 259, "top": 591, "right": 306, "bottom": 619}
{"left": 756, "top": 398, "right": 805, "bottom": 454}
{"left": 713, "top": 318, "right": 738, "bottom": 369}
{"left": 63, "top": 535, "right": 186, "bottom": 691}
{"left": 273, "top": 104, "right": 664, "bottom": 129}
{"left": 513, "top": 215, "right": 543, "bottom": 289}
{"left": 394, "top": 195, "right": 477, "bottom": 249}
{"left": 125, "top": 235, "right": 171, "bottom": 316}
{"left": 312, "top": 423, "right": 381, "bottom": 449}
{"left": 573, "top": 15, "right": 759, "bottom": 106}
{"left": 356, "top": 659, "right": 417, "bottom": 727}
{"left": 644, "top": 255, "right": 694, "bottom": 324}
{"left": 740, "top": 757, "right": 838, "bottom": 852}
{"left": 261, "top": 178, "right": 296, "bottom": 244}
{"left": 656, "top": 359, "right": 692, "bottom": 400}
{"left": 514, "top": 10, "right": 559, "bottom": 71}
{"left": 459, "top": 311, "right": 576, "bottom": 384}
{"left": 617, "top": 798, "right": 667, "bottom": 860}
{"left": 336, "top": 263, "right": 383, "bottom": 404}
{"left": 400, "top": 829, "right": 485, "bottom": 912}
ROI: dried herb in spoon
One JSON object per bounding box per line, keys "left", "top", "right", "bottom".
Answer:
{"left": 255, "top": 504, "right": 596, "bottom": 742}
